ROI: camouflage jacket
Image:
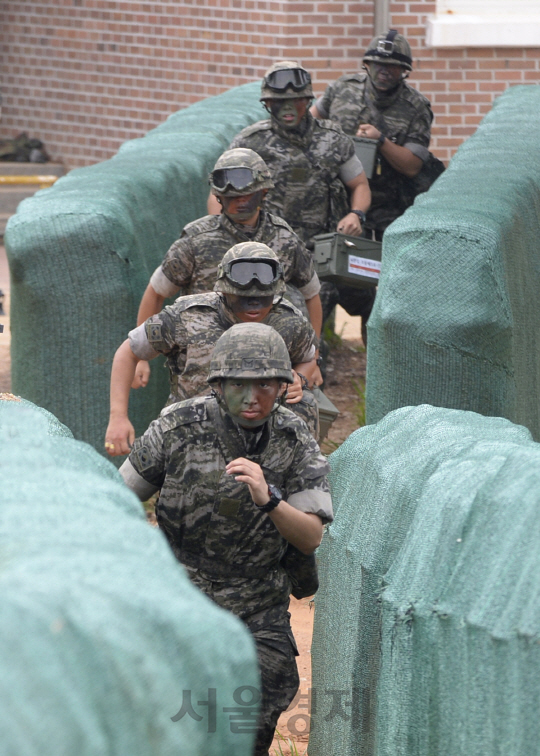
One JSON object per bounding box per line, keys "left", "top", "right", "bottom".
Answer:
{"left": 129, "top": 292, "right": 316, "bottom": 403}
{"left": 317, "top": 74, "right": 433, "bottom": 231}
{"left": 154, "top": 211, "right": 319, "bottom": 313}
{"left": 229, "top": 113, "right": 361, "bottom": 243}
{"left": 123, "top": 395, "right": 332, "bottom": 622}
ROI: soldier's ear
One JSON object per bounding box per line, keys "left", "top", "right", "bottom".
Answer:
{"left": 278, "top": 382, "right": 288, "bottom": 398}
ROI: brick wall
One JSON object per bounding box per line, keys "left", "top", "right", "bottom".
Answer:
{"left": 1, "top": 0, "right": 539, "bottom": 168}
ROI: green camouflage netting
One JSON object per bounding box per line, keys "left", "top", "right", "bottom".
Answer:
{"left": 367, "top": 86, "right": 540, "bottom": 441}
{"left": 0, "top": 398, "right": 258, "bottom": 754}
{"left": 310, "top": 404, "right": 540, "bottom": 756}
{"left": 4, "top": 82, "right": 265, "bottom": 459}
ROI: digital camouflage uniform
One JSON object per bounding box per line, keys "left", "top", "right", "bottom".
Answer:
{"left": 152, "top": 210, "right": 320, "bottom": 317}
{"left": 128, "top": 292, "right": 320, "bottom": 436}
{"left": 315, "top": 73, "right": 433, "bottom": 234}
{"left": 229, "top": 113, "right": 363, "bottom": 244}
{"left": 119, "top": 324, "right": 333, "bottom": 755}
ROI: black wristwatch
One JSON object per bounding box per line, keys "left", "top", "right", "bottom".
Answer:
{"left": 257, "top": 484, "right": 282, "bottom": 513}
{"left": 351, "top": 209, "right": 366, "bottom": 224}
{"left": 377, "top": 132, "right": 386, "bottom": 147}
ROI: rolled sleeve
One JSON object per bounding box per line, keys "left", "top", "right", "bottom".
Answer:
{"left": 128, "top": 324, "right": 160, "bottom": 361}
{"left": 299, "top": 272, "right": 321, "bottom": 300}
{"left": 404, "top": 142, "right": 430, "bottom": 162}
{"left": 150, "top": 266, "right": 181, "bottom": 298}
{"left": 339, "top": 154, "right": 364, "bottom": 184}
{"left": 161, "top": 237, "right": 196, "bottom": 291}
{"left": 288, "top": 489, "right": 333, "bottom": 524}
{"left": 119, "top": 458, "right": 160, "bottom": 501}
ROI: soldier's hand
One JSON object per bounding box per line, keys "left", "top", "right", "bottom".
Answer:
{"left": 226, "top": 457, "right": 269, "bottom": 506}
{"left": 132, "top": 360, "right": 151, "bottom": 389}
{"left": 356, "top": 124, "right": 380, "bottom": 140}
{"left": 337, "top": 212, "right": 362, "bottom": 237}
{"left": 286, "top": 370, "right": 304, "bottom": 404}
{"left": 104, "top": 416, "right": 135, "bottom": 456}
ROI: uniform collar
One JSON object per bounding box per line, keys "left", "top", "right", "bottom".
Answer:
{"left": 365, "top": 74, "right": 405, "bottom": 111}
{"left": 220, "top": 210, "right": 266, "bottom": 242}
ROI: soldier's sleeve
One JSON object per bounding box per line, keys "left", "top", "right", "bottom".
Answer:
{"left": 282, "top": 232, "right": 320, "bottom": 294}
{"left": 403, "top": 101, "right": 434, "bottom": 161}
{"left": 121, "top": 416, "right": 168, "bottom": 494}
{"left": 160, "top": 236, "right": 197, "bottom": 295}
{"left": 288, "top": 314, "right": 317, "bottom": 365}
{"left": 285, "top": 434, "right": 333, "bottom": 524}
{"left": 316, "top": 82, "right": 336, "bottom": 119}
{"left": 138, "top": 304, "right": 186, "bottom": 357}
{"left": 229, "top": 131, "right": 248, "bottom": 150}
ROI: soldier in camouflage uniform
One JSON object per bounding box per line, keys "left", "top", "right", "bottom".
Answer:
{"left": 118, "top": 323, "right": 333, "bottom": 755}
{"left": 311, "top": 30, "right": 433, "bottom": 328}
{"left": 105, "top": 242, "right": 321, "bottom": 456}
{"left": 135, "top": 148, "right": 323, "bottom": 388}
{"left": 223, "top": 61, "right": 371, "bottom": 246}
{"left": 311, "top": 30, "right": 433, "bottom": 238}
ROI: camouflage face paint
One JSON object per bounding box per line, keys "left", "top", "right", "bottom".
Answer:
{"left": 222, "top": 378, "right": 282, "bottom": 428}
{"left": 267, "top": 99, "right": 308, "bottom": 129}
{"left": 367, "top": 62, "right": 404, "bottom": 92}
{"left": 220, "top": 190, "right": 265, "bottom": 223}
{"left": 225, "top": 294, "right": 274, "bottom": 322}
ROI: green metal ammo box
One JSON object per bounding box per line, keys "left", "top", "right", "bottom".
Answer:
{"left": 313, "top": 232, "right": 382, "bottom": 290}
{"left": 352, "top": 137, "right": 378, "bottom": 179}
{"left": 313, "top": 387, "right": 339, "bottom": 443}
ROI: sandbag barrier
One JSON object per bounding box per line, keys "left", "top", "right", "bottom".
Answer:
{"left": 0, "top": 397, "right": 258, "bottom": 754}
{"left": 367, "top": 85, "right": 540, "bottom": 441}
{"left": 4, "top": 82, "right": 264, "bottom": 457}
{"left": 310, "top": 404, "right": 540, "bottom": 756}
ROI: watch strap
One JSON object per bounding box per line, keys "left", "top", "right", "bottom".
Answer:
{"left": 351, "top": 209, "right": 366, "bottom": 224}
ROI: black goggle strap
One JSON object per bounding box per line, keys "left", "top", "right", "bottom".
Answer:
{"left": 227, "top": 260, "right": 280, "bottom": 286}
{"left": 211, "top": 167, "right": 255, "bottom": 191}
{"left": 265, "top": 68, "right": 311, "bottom": 92}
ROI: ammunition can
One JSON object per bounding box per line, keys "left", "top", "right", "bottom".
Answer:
{"left": 313, "top": 232, "right": 382, "bottom": 290}
{"left": 352, "top": 137, "right": 378, "bottom": 179}
{"left": 313, "top": 387, "right": 340, "bottom": 443}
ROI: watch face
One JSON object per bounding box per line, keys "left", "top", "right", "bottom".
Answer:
{"left": 268, "top": 484, "right": 282, "bottom": 500}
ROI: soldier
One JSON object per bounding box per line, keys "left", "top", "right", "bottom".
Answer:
{"left": 135, "top": 147, "right": 323, "bottom": 388}
{"left": 105, "top": 242, "right": 321, "bottom": 455}
{"left": 311, "top": 30, "right": 433, "bottom": 240}
{"left": 211, "top": 61, "right": 371, "bottom": 246}
{"left": 310, "top": 30, "right": 434, "bottom": 332}
{"left": 118, "top": 322, "right": 333, "bottom": 755}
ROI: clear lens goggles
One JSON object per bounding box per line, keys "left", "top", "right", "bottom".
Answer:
{"left": 227, "top": 260, "right": 280, "bottom": 288}
{"left": 265, "top": 69, "right": 311, "bottom": 93}
{"left": 212, "top": 167, "right": 255, "bottom": 192}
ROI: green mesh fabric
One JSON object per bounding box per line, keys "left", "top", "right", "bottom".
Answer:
{"left": 4, "top": 82, "right": 264, "bottom": 460}
{"left": 0, "top": 399, "right": 258, "bottom": 754}
{"left": 310, "top": 404, "right": 540, "bottom": 756}
{"left": 366, "top": 86, "right": 540, "bottom": 440}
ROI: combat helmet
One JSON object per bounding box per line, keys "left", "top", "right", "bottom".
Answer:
{"left": 214, "top": 241, "right": 286, "bottom": 298}
{"left": 260, "top": 61, "right": 314, "bottom": 101}
{"left": 208, "top": 322, "right": 294, "bottom": 384}
{"left": 363, "top": 30, "right": 412, "bottom": 71}
{"left": 209, "top": 148, "right": 274, "bottom": 197}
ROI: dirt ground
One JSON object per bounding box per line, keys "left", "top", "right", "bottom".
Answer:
{"left": 0, "top": 242, "right": 366, "bottom": 755}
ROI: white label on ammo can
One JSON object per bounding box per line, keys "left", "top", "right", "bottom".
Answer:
{"left": 348, "top": 255, "right": 381, "bottom": 279}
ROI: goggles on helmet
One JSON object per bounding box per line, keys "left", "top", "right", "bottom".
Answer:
{"left": 264, "top": 68, "right": 311, "bottom": 93}
{"left": 211, "top": 167, "right": 256, "bottom": 193}
{"left": 225, "top": 259, "right": 281, "bottom": 288}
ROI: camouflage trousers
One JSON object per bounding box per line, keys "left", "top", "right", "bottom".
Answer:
{"left": 251, "top": 629, "right": 300, "bottom": 756}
